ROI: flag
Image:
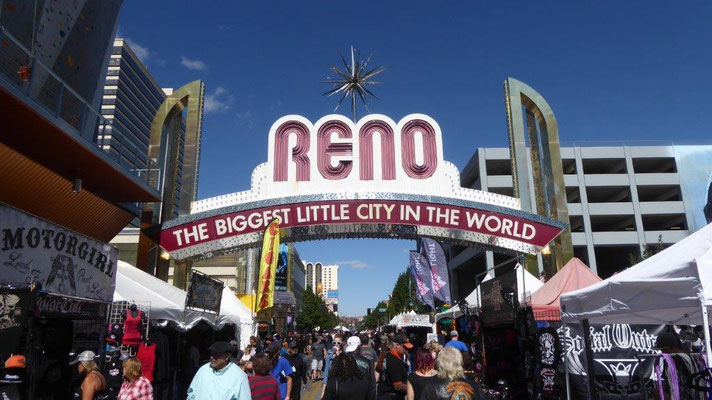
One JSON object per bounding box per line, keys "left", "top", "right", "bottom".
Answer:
{"left": 420, "top": 237, "right": 451, "bottom": 303}
{"left": 409, "top": 251, "right": 435, "bottom": 308}
{"left": 257, "top": 220, "right": 281, "bottom": 312}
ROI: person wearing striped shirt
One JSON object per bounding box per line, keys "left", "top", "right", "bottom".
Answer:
{"left": 249, "top": 354, "right": 282, "bottom": 400}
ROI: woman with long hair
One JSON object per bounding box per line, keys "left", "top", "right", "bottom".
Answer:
{"left": 407, "top": 348, "right": 439, "bottom": 400}
{"left": 322, "top": 352, "right": 373, "bottom": 400}
{"left": 267, "top": 342, "right": 293, "bottom": 400}
{"left": 421, "top": 347, "right": 485, "bottom": 400}
{"left": 117, "top": 357, "right": 152, "bottom": 400}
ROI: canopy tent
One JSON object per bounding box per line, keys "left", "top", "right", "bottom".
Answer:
{"left": 115, "top": 261, "right": 253, "bottom": 346}
{"left": 436, "top": 264, "right": 543, "bottom": 321}
{"left": 529, "top": 257, "right": 601, "bottom": 321}
{"left": 560, "top": 223, "right": 712, "bottom": 326}
{"left": 389, "top": 311, "right": 433, "bottom": 328}
{"left": 333, "top": 325, "right": 351, "bottom": 332}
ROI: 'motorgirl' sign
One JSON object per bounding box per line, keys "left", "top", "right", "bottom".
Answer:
{"left": 160, "top": 114, "right": 567, "bottom": 260}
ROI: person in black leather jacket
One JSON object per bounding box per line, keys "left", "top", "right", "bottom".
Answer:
{"left": 421, "top": 347, "right": 485, "bottom": 400}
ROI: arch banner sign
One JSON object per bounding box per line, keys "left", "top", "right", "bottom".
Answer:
{"left": 160, "top": 114, "right": 567, "bottom": 260}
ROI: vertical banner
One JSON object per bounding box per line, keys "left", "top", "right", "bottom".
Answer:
{"left": 274, "top": 243, "right": 289, "bottom": 291}
{"left": 257, "top": 220, "right": 280, "bottom": 312}
{"left": 420, "top": 237, "right": 451, "bottom": 303}
{"left": 409, "top": 251, "right": 434, "bottom": 308}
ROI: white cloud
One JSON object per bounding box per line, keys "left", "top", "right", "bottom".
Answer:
{"left": 204, "top": 86, "right": 232, "bottom": 113}
{"left": 124, "top": 38, "right": 149, "bottom": 63}
{"left": 236, "top": 109, "right": 252, "bottom": 120}
{"left": 334, "top": 260, "right": 374, "bottom": 270}
{"left": 181, "top": 56, "right": 208, "bottom": 71}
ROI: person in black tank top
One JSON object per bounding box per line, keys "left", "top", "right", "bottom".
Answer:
{"left": 407, "top": 349, "right": 439, "bottom": 400}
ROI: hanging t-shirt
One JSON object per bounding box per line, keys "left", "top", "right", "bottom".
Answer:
{"left": 269, "top": 356, "right": 293, "bottom": 398}
{"left": 136, "top": 343, "right": 156, "bottom": 382}
{"left": 104, "top": 351, "right": 124, "bottom": 388}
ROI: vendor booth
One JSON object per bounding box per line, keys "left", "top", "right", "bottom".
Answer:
{"left": 115, "top": 261, "right": 253, "bottom": 345}
{"left": 561, "top": 223, "right": 712, "bottom": 399}
{"left": 0, "top": 204, "right": 118, "bottom": 400}
{"left": 530, "top": 257, "right": 601, "bottom": 321}
{"left": 436, "top": 263, "right": 543, "bottom": 322}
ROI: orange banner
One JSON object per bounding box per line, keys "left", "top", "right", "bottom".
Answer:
{"left": 257, "top": 220, "right": 280, "bottom": 312}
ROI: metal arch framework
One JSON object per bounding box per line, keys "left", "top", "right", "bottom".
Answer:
{"left": 505, "top": 77, "right": 573, "bottom": 277}
{"left": 157, "top": 114, "right": 568, "bottom": 265}
{"left": 148, "top": 80, "right": 205, "bottom": 218}
{"left": 140, "top": 80, "right": 205, "bottom": 284}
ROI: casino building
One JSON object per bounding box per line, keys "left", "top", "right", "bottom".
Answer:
{"left": 448, "top": 143, "right": 712, "bottom": 300}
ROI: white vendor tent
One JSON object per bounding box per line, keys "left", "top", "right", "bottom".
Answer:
{"left": 436, "top": 263, "right": 543, "bottom": 321}
{"left": 115, "top": 261, "right": 253, "bottom": 346}
{"left": 560, "top": 222, "right": 712, "bottom": 361}
{"left": 389, "top": 311, "right": 433, "bottom": 328}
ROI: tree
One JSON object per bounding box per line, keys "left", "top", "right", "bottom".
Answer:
{"left": 629, "top": 234, "right": 665, "bottom": 265}
{"left": 360, "top": 301, "right": 388, "bottom": 330}
{"left": 297, "top": 285, "right": 339, "bottom": 332}
{"left": 387, "top": 271, "right": 430, "bottom": 317}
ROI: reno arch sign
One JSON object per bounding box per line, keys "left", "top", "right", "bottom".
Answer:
{"left": 160, "top": 114, "right": 567, "bottom": 260}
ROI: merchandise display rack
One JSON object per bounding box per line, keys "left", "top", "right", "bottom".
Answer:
{"left": 108, "top": 300, "right": 151, "bottom": 355}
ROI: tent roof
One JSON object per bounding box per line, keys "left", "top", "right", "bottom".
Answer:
{"left": 530, "top": 257, "right": 602, "bottom": 321}
{"left": 115, "top": 261, "right": 252, "bottom": 331}
{"left": 436, "top": 264, "right": 543, "bottom": 321}
{"left": 561, "top": 223, "right": 712, "bottom": 325}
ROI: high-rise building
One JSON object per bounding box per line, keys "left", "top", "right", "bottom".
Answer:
{"left": 305, "top": 262, "right": 339, "bottom": 313}
{"left": 449, "top": 143, "right": 712, "bottom": 300}
{"left": 99, "top": 38, "right": 200, "bottom": 275}
{"left": 99, "top": 38, "right": 186, "bottom": 210}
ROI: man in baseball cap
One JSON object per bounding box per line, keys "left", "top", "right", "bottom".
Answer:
{"left": 378, "top": 333, "right": 412, "bottom": 400}
{"left": 444, "top": 330, "right": 468, "bottom": 352}
{"left": 186, "top": 341, "right": 250, "bottom": 399}
{"left": 285, "top": 341, "right": 307, "bottom": 400}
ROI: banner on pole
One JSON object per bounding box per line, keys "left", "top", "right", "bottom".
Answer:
{"left": 409, "top": 251, "right": 434, "bottom": 308}
{"left": 186, "top": 269, "right": 224, "bottom": 314}
{"left": 420, "top": 237, "right": 451, "bottom": 303}
{"left": 257, "top": 220, "right": 280, "bottom": 312}
{"left": 480, "top": 270, "right": 517, "bottom": 326}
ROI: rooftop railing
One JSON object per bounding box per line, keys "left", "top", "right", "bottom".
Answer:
{"left": 0, "top": 26, "right": 160, "bottom": 192}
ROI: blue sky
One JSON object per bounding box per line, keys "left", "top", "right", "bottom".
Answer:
{"left": 118, "top": 1, "right": 712, "bottom": 316}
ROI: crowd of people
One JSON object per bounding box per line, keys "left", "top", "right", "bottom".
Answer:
{"left": 159, "top": 328, "right": 486, "bottom": 400}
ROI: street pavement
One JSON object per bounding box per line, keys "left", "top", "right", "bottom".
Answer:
{"left": 301, "top": 379, "right": 324, "bottom": 400}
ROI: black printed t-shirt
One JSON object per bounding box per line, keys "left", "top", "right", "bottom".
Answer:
{"left": 378, "top": 351, "right": 407, "bottom": 400}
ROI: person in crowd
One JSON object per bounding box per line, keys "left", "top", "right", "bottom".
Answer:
{"left": 322, "top": 341, "right": 376, "bottom": 400}
{"left": 323, "top": 334, "right": 344, "bottom": 387}
{"left": 358, "top": 333, "right": 378, "bottom": 377}
{"left": 310, "top": 335, "right": 327, "bottom": 381}
{"left": 70, "top": 351, "right": 107, "bottom": 400}
{"left": 425, "top": 341, "right": 443, "bottom": 361}
{"left": 186, "top": 341, "right": 251, "bottom": 400}
{"left": 655, "top": 332, "right": 706, "bottom": 400}
{"left": 0, "top": 354, "right": 27, "bottom": 400}
{"left": 377, "top": 333, "right": 413, "bottom": 400}
{"left": 249, "top": 354, "right": 282, "bottom": 400}
{"left": 117, "top": 357, "right": 152, "bottom": 400}
{"left": 267, "top": 342, "right": 293, "bottom": 400}
{"left": 251, "top": 336, "right": 264, "bottom": 355}
{"left": 444, "top": 331, "right": 468, "bottom": 352}
{"left": 420, "top": 347, "right": 484, "bottom": 400}
{"left": 406, "top": 348, "right": 439, "bottom": 400}
{"left": 285, "top": 341, "right": 307, "bottom": 400}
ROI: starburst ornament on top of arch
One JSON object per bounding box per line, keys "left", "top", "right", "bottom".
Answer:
{"left": 323, "top": 46, "right": 386, "bottom": 122}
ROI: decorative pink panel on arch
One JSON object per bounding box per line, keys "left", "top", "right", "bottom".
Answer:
{"left": 273, "top": 121, "right": 310, "bottom": 181}
{"left": 359, "top": 120, "right": 396, "bottom": 180}
{"left": 317, "top": 120, "right": 353, "bottom": 180}
{"left": 401, "top": 120, "right": 437, "bottom": 179}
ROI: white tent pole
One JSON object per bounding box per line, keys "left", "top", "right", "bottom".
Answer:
{"left": 701, "top": 303, "right": 712, "bottom": 365}
{"left": 563, "top": 322, "right": 571, "bottom": 400}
